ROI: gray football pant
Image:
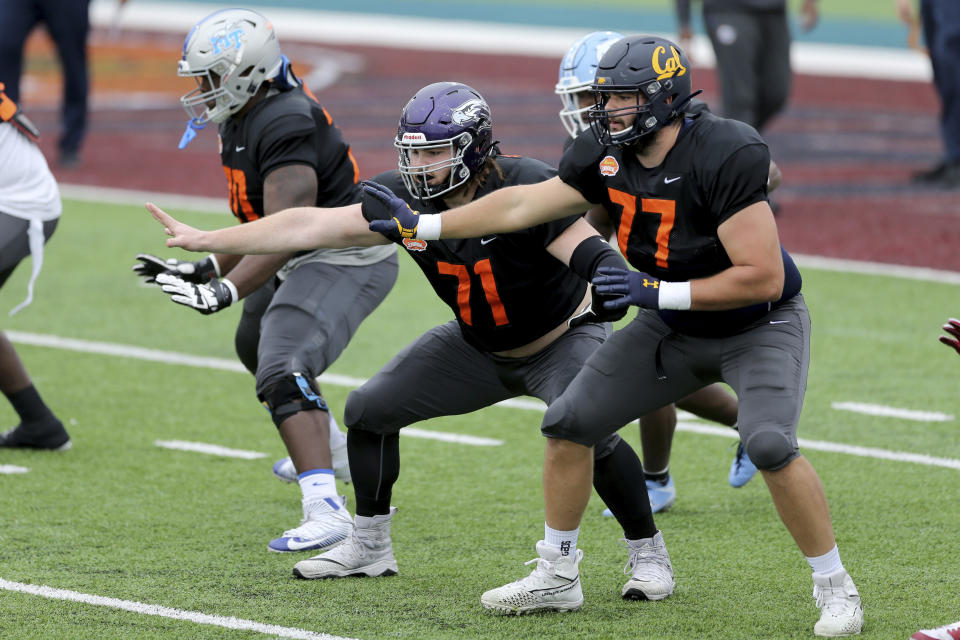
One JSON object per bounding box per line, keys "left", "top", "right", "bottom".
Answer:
{"left": 543, "top": 295, "right": 811, "bottom": 471}
{"left": 345, "top": 320, "right": 622, "bottom": 459}
{"left": 234, "top": 255, "right": 399, "bottom": 397}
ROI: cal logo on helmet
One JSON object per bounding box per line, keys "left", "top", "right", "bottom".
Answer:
{"left": 599, "top": 155, "right": 620, "bottom": 176}
{"left": 402, "top": 238, "right": 428, "bottom": 252}
{"left": 652, "top": 45, "right": 687, "bottom": 81}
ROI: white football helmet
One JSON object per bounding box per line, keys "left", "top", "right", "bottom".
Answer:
{"left": 178, "top": 8, "right": 283, "bottom": 124}
{"left": 555, "top": 31, "right": 625, "bottom": 138}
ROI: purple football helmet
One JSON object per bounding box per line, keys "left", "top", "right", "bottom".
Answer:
{"left": 394, "top": 82, "right": 495, "bottom": 200}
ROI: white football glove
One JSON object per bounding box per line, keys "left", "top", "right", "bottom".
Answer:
{"left": 156, "top": 273, "right": 238, "bottom": 315}
{"left": 132, "top": 253, "right": 220, "bottom": 284}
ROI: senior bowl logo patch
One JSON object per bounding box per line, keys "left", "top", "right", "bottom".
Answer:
{"left": 402, "top": 237, "right": 428, "bottom": 252}
{"left": 599, "top": 155, "right": 620, "bottom": 177}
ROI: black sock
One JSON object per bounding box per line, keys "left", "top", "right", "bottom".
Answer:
{"left": 644, "top": 467, "right": 670, "bottom": 485}
{"left": 4, "top": 385, "right": 54, "bottom": 423}
{"left": 593, "top": 439, "right": 657, "bottom": 540}
{"left": 348, "top": 429, "right": 399, "bottom": 517}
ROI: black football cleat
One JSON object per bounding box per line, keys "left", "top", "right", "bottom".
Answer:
{"left": 0, "top": 418, "right": 72, "bottom": 451}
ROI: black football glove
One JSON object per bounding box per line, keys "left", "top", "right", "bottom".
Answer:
{"left": 156, "top": 273, "right": 235, "bottom": 315}
{"left": 568, "top": 284, "right": 629, "bottom": 328}
{"left": 362, "top": 180, "right": 422, "bottom": 241}
{"left": 132, "top": 253, "right": 219, "bottom": 285}
{"left": 593, "top": 267, "right": 662, "bottom": 310}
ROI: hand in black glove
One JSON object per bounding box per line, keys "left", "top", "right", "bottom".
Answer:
{"left": 363, "top": 180, "right": 422, "bottom": 240}
{"left": 132, "top": 253, "right": 218, "bottom": 284}
{"left": 568, "top": 284, "right": 630, "bottom": 328}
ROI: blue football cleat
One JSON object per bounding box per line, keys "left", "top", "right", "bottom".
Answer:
{"left": 602, "top": 475, "right": 676, "bottom": 516}
{"left": 728, "top": 443, "right": 758, "bottom": 488}
{"left": 645, "top": 476, "right": 676, "bottom": 513}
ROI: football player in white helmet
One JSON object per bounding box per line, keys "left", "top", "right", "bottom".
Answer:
{"left": 133, "top": 8, "right": 398, "bottom": 557}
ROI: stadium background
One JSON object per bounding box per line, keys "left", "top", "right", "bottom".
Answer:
{"left": 15, "top": 0, "right": 960, "bottom": 271}
{"left": 3, "top": 3, "right": 959, "bottom": 639}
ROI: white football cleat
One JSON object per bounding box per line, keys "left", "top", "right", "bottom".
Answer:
{"left": 813, "top": 569, "right": 864, "bottom": 637}
{"left": 268, "top": 495, "right": 353, "bottom": 553}
{"left": 480, "top": 541, "right": 584, "bottom": 615}
{"left": 293, "top": 507, "right": 398, "bottom": 579}
{"left": 621, "top": 531, "right": 675, "bottom": 601}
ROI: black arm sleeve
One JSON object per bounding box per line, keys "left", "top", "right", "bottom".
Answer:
{"left": 568, "top": 235, "right": 627, "bottom": 281}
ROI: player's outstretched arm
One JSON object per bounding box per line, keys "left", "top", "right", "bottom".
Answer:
{"left": 366, "top": 177, "right": 590, "bottom": 241}
{"left": 146, "top": 202, "right": 388, "bottom": 254}
{"left": 441, "top": 176, "right": 590, "bottom": 239}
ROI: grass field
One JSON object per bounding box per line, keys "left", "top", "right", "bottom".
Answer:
{"left": 1, "top": 199, "right": 958, "bottom": 639}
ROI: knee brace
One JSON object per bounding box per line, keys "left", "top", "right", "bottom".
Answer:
{"left": 258, "top": 372, "right": 328, "bottom": 428}
{"left": 744, "top": 430, "right": 798, "bottom": 471}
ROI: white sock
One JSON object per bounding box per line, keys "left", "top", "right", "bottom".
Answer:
{"left": 544, "top": 523, "right": 579, "bottom": 557}
{"left": 298, "top": 469, "right": 338, "bottom": 504}
{"left": 807, "top": 545, "right": 844, "bottom": 575}
{"left": 327, "top": 412, "right": 347, "bottom": 449}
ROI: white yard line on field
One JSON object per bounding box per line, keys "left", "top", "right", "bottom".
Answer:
{"left": 0, "top": 464, "right": 30, "bottom": 474}
{"left": 831, "top": 402, "right": 954, "bottom": 422}
{"left": 8, "top": 331, "right": 959, "bottom": 470}
{"left": 679, "top": 422, "right": 960, "bottom": 471}
{"left": 154, "top": 440, "right": 267, "bottom": 459}
{"left": 0, "top": 578, "right": 357, "bottom": 640}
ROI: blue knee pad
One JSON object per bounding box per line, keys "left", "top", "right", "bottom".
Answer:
{"left": 744, "top": 430, "right": 798, "bottom": 471}
{"left": 258, "top": 372, "right": 328, "bottom": 428}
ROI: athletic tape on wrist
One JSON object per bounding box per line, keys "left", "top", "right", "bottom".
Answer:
{"left": 416, "top": 214, "right": 442, "bottom": 240}
{"left": 658, "top": 280, "right": 691, "bottom": 310}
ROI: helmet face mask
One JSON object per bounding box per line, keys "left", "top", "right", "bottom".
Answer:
{"left": 555, "top": 31, "right": 625, "bottom": 138}
{"left": 395, "top": 82, "right": 495, "bottom": 200}
{"left": 587, "top": 36, "right": 698, "bottom": 148}
{"left": 178, "top": 9, "right": 283, "bottom": 124}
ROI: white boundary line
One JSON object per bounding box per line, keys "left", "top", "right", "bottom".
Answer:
{"left": 8, "top": 331, "right": 959, "bottom": 471}
{"left": 0, "top": 578, "right": 356, "bottom": 640}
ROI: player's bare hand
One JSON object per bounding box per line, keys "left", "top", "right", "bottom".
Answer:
{"left": 940, "top": 318, "right": 960, "bottom": 356}
{"left": 146, "top": 202, "right": 206, "bottom": 251}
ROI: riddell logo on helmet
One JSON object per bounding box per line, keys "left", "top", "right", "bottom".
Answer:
{"left": 401, "top": 132, "right": 427, "bottom": 143}
{"left": 402, "top": 238, "right": 427, "bottom": 251}
{"left": 652, "top": 45, "right": 687, "bottom": 81}
{"left": 599, "top": 155, "right": 620, "bottom": 176}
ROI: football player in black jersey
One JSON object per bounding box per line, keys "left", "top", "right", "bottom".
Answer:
{"left": 132, "top": 10, "right": 398, "bottom": 555}
{"left": 557, "top": 31, "right": 746, "bottom": 513}
{"left": 147, "top": 81, "right": 677, "bottom": 608}
{"left": 362, "top": 36, "right": 863, "bottom": 635}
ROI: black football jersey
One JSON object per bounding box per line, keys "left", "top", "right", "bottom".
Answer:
{"left": 362, "top": 156, "right": 587, "bottom": 352}
{"left": 560, "top": 112, "right": 801, "bottom": 336}
{"left": 217, "top": 85, "right": 360, "bottom": 223}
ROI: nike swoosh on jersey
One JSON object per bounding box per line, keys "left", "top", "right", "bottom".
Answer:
{"left": 235, "top": 146, "right": 246, "bottom": 152}
{"left": 664, "top": 176, "right": 681, "bottom": 184}
{"left": 480, "top": 236, "right": 497, "bottom": 245}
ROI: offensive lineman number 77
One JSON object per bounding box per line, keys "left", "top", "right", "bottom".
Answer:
{"left": 608, "top": 187, "right": 676, "bottom": 269}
